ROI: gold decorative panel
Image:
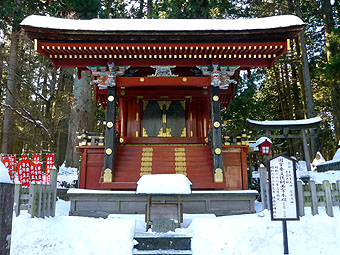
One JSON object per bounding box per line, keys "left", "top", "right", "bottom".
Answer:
{"left": 103, "top": 168, "right": 112, "bottom": 183}
{"left": 175, "top": 148, "right": 185, "bottom": 152}
{"left": 214, "top": 168, "right": 223, "bottom": 183}
{"left": 175, "top": 147, "right": 187, "bottom": 175}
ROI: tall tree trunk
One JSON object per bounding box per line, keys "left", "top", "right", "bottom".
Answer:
{"left": 55, "top": 67, "right": 74, "bottom": 167}
{"left": 321, "top": 0, "right": 340, "bottom": 144}
{"left": 321, "top": 0, "right": 335, "bottom": 62}
{"left": 147, "top": 0, "right": 152, "bottom": 18}
{"left": 138, "top": 0, "right": 144, "bottom": 18}
{"left": 1, "top": 28, "right": 20, "bottom": 154}
{"left": 65, "top": 70, "right": 94, "bottom": 167}
{"left": 292, "top": 0, "right": 319, "bottom": 158}
{"left": 0, "top": 42, "right": 3, "bottom": 91}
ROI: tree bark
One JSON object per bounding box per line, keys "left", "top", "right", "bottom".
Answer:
{"left": 54, "top": 67, "right": 74, "bottom": 167}
{"left": 65, "top": 70, "right": 94, "bottom": 167}
{"left": 321, "top": 0, "right": 334, "bottom": 62}
{"left": 1, "top": 28, "right": 20, "bottom": 154}
{"left": 138, "top": 0, "right": 144, "bottom": 18}
{"left": 147, "top": 0, "right": 152, "bottom": 18}
{"left": 292, "top": 0, "right": 319, "bottom": 158}
{"left": 321, "top": 0, "right": 340, "bottom": 144}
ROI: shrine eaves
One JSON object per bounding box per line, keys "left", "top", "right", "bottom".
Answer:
{"left": 20, "top": 15, "right": 304, "bottom": 71}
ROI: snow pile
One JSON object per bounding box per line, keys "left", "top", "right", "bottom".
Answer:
{"left": 11, "top": 201, "right": 135, "bottom": 255}
{"left": 136, "top": 174, "right": 192, "bottom": 194}
{"left": 57, "top": 163, "right": 78, "bottom": 188}
{"left": 0, "top": 160, "right": 12, "bottom": 183}
{"left": 187, "top": 209, "right": 340, "bottom": 255}
{"left": 298, "top": 170, "right": 340, "bottom": 184}
{"left": 10, "top": 199, "right": 340, "bottom": 255}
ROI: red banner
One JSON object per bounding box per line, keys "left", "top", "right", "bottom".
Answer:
{"left": 29, "top": 162, "right": 37, "bottom": 184}
{"left": 18, "top": 159, "right": 31, "bottom": 188}
{"left": 9, "top": 155, "right": 15, "bottom": 182}
{"left": 21, "top": 154, "right": 29, "bottom": 160}
{"left": 46, "top": 154, "right": 53, "bottom": 184}
{"left": 32, "top": 154, "right": 41, "bottom": 164}
{"left": 2, "top": 157, "right": 15, "bottom": 183}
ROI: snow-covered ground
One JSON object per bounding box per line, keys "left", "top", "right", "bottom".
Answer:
{"left": 10, "top": 199, "right": 340, "bottom": 255}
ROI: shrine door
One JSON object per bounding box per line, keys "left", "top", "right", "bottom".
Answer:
{"left": 142, "top": 101, "right": 186, "bottom": 137}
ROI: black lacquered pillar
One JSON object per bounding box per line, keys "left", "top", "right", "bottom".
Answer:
{"left": 210, "top": 85, "right": 224, "bottom": 183}
{"left": 103, "top": 86, "right": 117, "bottom": 183}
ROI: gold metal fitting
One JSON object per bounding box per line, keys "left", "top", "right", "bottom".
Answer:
{"left": 108, "top": 95, "right": 115, "bottom": 102}
{"left": 140, "top": 77, "right": 145, "bottom": 82}
{"left": 182, "top": 77, "right": 187, "bottom": 82}
{"left": 107, "top": 121, "right": 113, "bottom": 128}
{"left": 214, "top": 121, "right": 220, "bottom": 128}
{"left": 120, "top": 138, "right": 124, "bottom": 143}
{"left": 106, "top": 148, "right": 112, "bottom": 155}
{"left": 213, "top": 95, "right": 219, "bottom": 102}
{"left": 215, "top": 148, "right": 221, "bottom": 155}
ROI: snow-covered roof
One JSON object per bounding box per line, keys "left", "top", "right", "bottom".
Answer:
{"left": 255, "top": 137, "right": 272, "bottom": 147}
{"left": 248, "top": 117, "right": 322, "bottom": 126}
{"left": 20, "top": 15, "right": 303, "bottom": 32}
{"left": 247, "top": 117, "right": 322, "bottom": 131}
{"left": 0, "top": 161, "right": 12, "bottom": 183}
{"left": 136, "top": 174, "right": 192, "bottom": 195}
{"left": 318, "top": 148, "right": 340, "bottom": 166}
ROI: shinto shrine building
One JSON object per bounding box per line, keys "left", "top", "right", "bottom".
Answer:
{"left": 21, "top": 15, "right": 303, "bottom": 215}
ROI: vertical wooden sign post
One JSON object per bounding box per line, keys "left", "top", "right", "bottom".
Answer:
{"left": 268, "top": 154, "right": 299, "bottom": 255}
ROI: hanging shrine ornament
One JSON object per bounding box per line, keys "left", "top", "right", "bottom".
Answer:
{"left": 88, "top": 62, "right": 130, "bottom": 89}
{"left": 197, "top": 64, "right": 240, "bottom": 89}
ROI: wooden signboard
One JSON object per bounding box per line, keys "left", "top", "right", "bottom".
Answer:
{"left": 268, "top": 154, "right": 299, "bottom": 255}
{"left": 268, "top": 154, "right": 299, "bottom": 221}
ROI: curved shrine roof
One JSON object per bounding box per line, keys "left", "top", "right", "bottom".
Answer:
{"left": 21, "top": 15, "right": 303, "bottom": 43}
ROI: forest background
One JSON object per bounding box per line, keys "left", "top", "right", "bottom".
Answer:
{"left": 0, "top": 0, "right": 339, "bottom": 169}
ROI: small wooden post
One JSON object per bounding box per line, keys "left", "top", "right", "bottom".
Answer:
{"left": 177, "top": 195, "right": 181, "bottom": 225}
{"left": 28, "top": 184, "right": 36, "bottom": 217}
{"left": 259, "top": 166, "right": 267, "bottom": 210}
{"left": 297, "top": 180, "right": 305, "bottom": 216}
{"left": 0, "top": 182, "right": 14, "bottom": 255}
{"left": 310, "top": 181, "right": 319, "bottom": 215}
{"left": 50, "top": 168, "right": 57, "bottom": 217}
{"left": 146, "top": 195, "right": 151, "bottom": 231}
{"left": 14, "top": 184, "right": 21, "bottom": 217}
{"left": 323, "top": 180, "right": 334, "bottom": 217}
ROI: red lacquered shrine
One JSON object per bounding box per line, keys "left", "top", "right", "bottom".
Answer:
{"left": 21, "top": 15, "right": 303, "bottom": 191}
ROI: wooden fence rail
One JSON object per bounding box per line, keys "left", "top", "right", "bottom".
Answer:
{"left": 259, "top": 167, "right": 340, "bottom": 217}
{"left": 14, "top": 169, "right": 57, "bottom": 218}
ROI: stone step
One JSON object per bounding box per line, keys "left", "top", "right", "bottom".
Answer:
{"left": 134, "top": 236, "right": 191, "bottom": 251}
{"left": 133, "top": 250, "right": 192, "bottom": 255}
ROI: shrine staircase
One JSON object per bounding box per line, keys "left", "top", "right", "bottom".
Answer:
{"left": 101, "top": 144, "right": 225, "bottom": 190}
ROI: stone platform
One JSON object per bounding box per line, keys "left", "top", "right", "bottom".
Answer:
{"left": 68, "top": 189, "right": 258, "bottom": 217}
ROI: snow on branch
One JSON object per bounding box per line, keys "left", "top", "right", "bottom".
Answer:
{"left": 1, "top": 102, "right": 50, "bottom": 136}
